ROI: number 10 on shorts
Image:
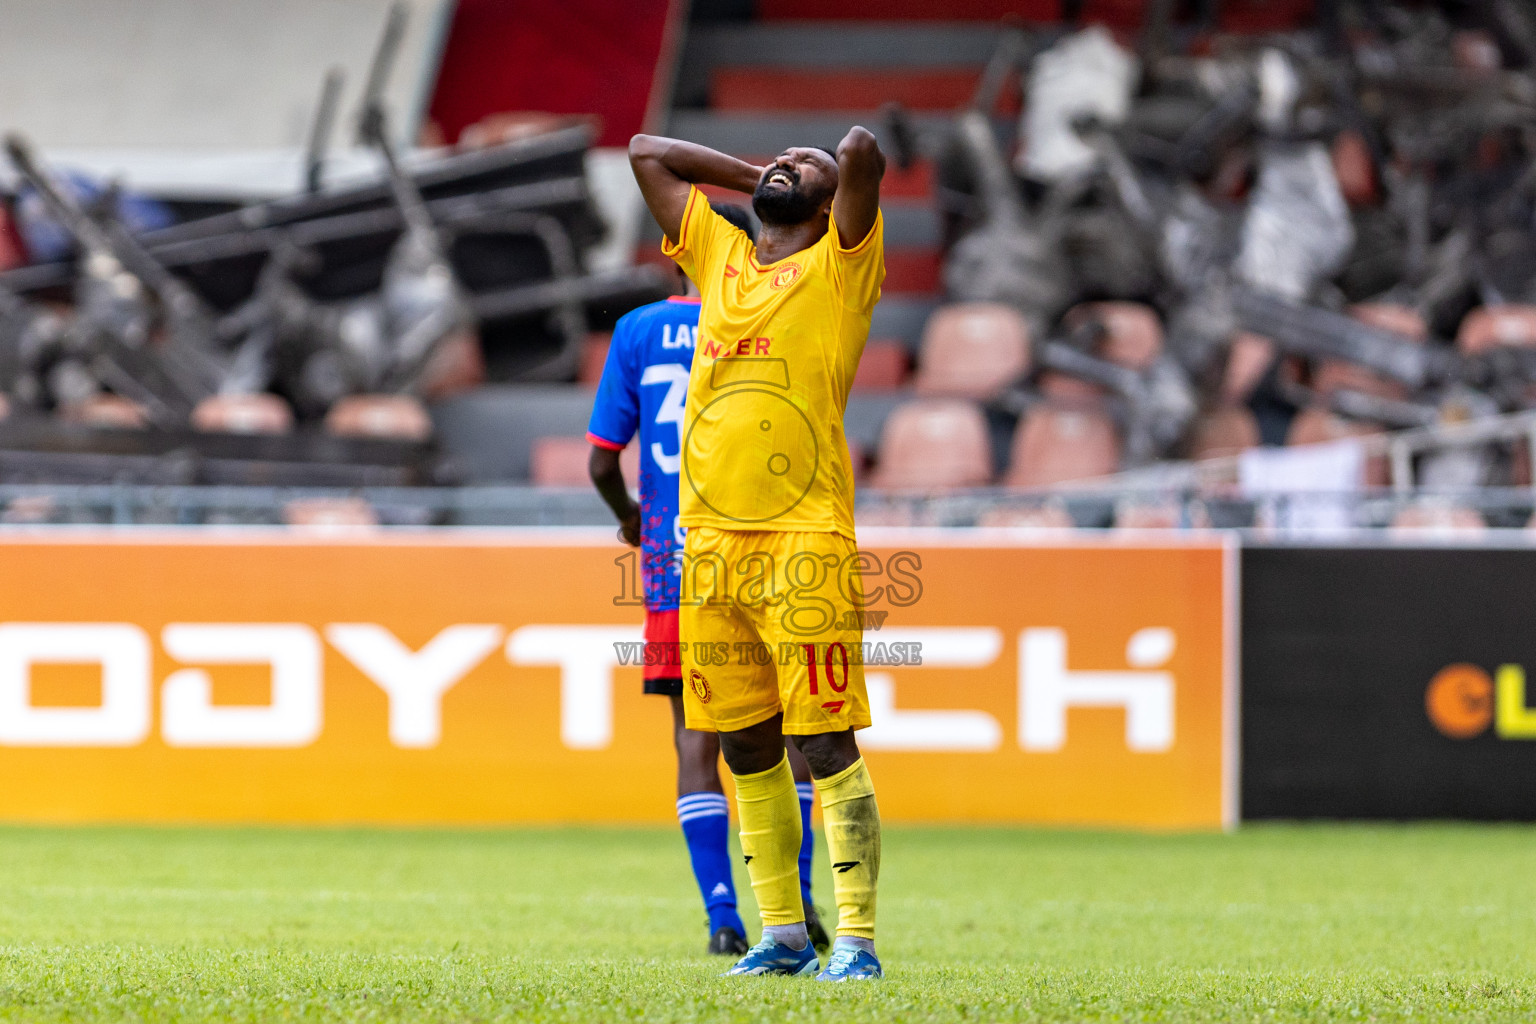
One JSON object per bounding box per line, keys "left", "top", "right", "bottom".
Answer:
{"left": 801, "top": 642, "right": 850, "bottom": 695}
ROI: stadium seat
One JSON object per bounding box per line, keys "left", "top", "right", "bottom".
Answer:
{"left": 1311, "top": 305, "right": 1424, "bottom": 400}
{"left": 457, "top": 111, "right": 581, "bottom": 149}
{"left": 870, "top": 399, "right": 992, "bottom": 490}
{"left": 418, "top": 328, "right": 486, "bottom": 400}
{"left": 324, "top": 395, "right": 433, "bottom": 442}
{"left": 1063, "top": 302, "right": 1162, "bottom": 369}
{"left": 282, "top": 497, "right": 379, "bottom": 531}
{"left": 1350, "top": 303, "right": 1428, "bottom": 341}
{"left": 913, "top": 303, "right": 1030, "bottom": 400}
{"left": 1457, "top": 305, "right": 1536, "bottom": 354}
{"left": 845, "top": 436, "right": 869, "bottom": 484}
{"left": 1453, "top": 30, "right": 1504, "bottom": 73}
{"left": 531, "top": 435, "right": 639, "bottom": 487}
{"left": 851, "top": 340, "right": 911, "bottom": 391}
{"left": 578, "top": 332, "right": 612, "bottom": 385}
{"left": 1004, "top": 404, "right": 1120, "bottom": 487}
{"left": 854, "top": 503, "right": 919, "bottom": 528}
{"left": 1390, "top": 502, "right": 1487, "bottom": 535}
{"left": 1036, "top": 371, "right": 1108, "bottom": 401}
{"left": 1221, "top": 332, "right": 1276, "bottom": 404}
{"left": 1285, "top": 407, "right": 1389, "bottom": 487}
{"left": 1114, "top": 501, "right": 1185, "bottom": 530}
{"left": 710, "top": 68, "right": 995, "bottom": 113}
{"left": 976, "top": 503, "right": 1075, "bottom": 530}
{"left": 191, "top": 394, "right": 293, "bottom": 435}
{"left": 61, "top": 394, "right": 149, "bottom": 430}
{"left": 1187, "top": 406, "right": 1261, "bottom": 461}
{"left": 2, "top": 493, "right": 55, "bottom": 523}
{"left": 1331, "top": 129, "right": 1378, "bottom": 206}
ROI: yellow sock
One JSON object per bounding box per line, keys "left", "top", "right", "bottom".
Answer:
{"left": 732, "top": 755, "right": 804, "bottom": 928}
{"left": 814, "top": 757, "right": 881, "bottom": 941}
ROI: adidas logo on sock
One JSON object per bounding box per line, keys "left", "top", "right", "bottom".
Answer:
{"left": 711, "top": 883, "right": 730, "bottom": 898}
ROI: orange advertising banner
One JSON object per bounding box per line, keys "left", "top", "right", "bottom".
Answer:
{"left": 0, "top": 530, "right": 1234, "bottom": 828}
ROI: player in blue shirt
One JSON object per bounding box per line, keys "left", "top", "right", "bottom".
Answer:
{"left": 587, "top": 204, "right": 827, "bottom": 957}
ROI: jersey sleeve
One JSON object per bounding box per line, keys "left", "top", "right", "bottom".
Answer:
{"left": 829, "top": 206, "right": 885, "bottom": 313}
{"left": 660, "top": 186, "right": 734, "bottom": 285}
{"left": 586, "top": 314, "right": 641, "bottom": 450}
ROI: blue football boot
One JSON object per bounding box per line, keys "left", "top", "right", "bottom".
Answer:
{"left": 815, "top": 945, "right": 883, "bottom": 981}
{"left": 721, "top": 936, "right": 820, "bottom": 977}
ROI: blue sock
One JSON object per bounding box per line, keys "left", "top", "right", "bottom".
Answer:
{"left": 796, "top": 781, "right": 816, "bottom": 906}
{"left": 677, "top": 792, "right": 745, "bottom": 936}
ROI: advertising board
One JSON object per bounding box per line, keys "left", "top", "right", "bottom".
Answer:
{"left": 0, "top": 531, "right": 1234, "bottom": 827}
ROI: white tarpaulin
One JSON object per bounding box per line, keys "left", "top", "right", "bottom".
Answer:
{"left": 1239, "top": 439, "right": 1366, "bottom": 533}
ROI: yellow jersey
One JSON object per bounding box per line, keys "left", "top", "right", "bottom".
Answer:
{"left": 663, "top": 186, "right": 885, "bottom": 539}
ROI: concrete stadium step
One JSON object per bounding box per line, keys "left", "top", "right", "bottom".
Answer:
{"left": 674, "top": 22, "right": 1008, "bottom": 108}
{"left": 755, "top": 0, "right": 1056, "bottom": 19}
{"left": 667, "top": 110, "right": 960, "bottom": 159}
{"left": 711, "top": 68, "right": 1016, "bottom": 113}
{"left": 682, "top": 22, "right": 1005, "bottom": 72}
{"left": 749, "top": 0, "right": 1313, "bottom": 31}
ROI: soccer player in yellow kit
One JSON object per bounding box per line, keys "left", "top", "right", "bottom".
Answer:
{"left": 628, "top": 126, "right": 886, "bottom": 981}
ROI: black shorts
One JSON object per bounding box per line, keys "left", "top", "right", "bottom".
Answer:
{"left": 645, "top": 676, "right": 683, "bottom": 697}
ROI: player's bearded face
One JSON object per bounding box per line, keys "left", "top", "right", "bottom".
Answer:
{"left": 752, "top": 160, "right": 834, "bottom": 226}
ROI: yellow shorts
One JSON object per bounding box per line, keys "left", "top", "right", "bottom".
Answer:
{"left": 680, "top": 527, "right": 870, "bottom": 735}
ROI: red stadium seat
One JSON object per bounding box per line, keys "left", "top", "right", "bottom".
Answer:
{"left": 913, "top": 303, "right": 1030, "bottom": 400}
{"left": 976, "top": 503, "right": 1075, "bottom": 530}
{"left": 533, "top": 436, "right": 639, "bottom": 487}
{"left": 283, "top": 497, "right": 379, "bottom": 531}
{"left": 61, "top": 394, "right": 149, "bottom": 430}
{"left": 2, "top": 494, "right": 55, "bottom": 523}
{"left": 191, "top": 394, "right": 294, "bottom": 435}
{"left": 870, "top": 399, "right": 992, "bottom": 490}
{"left": 1331, "top": 130, "right": 1378, "bottom": 206}
{"left": 1453, "top": 30, "right": 1503, "bottom": 73}
{"left": 1114, "top": 502, "right": 1187, "bottom": 530}
{"left": 1063, "top": 301, "right": 1163, "bottom": 369}
{"left": 854, "top": 504, "right": 920, "bottom": 528}
{"left": 578, "top": 332, "right": 612, "bottom": 385}
{"left": 1311, "top": 305, "right": 1424, "bottom": 400}
{"left": 418, "top": 328, "right": 486, "bottom": 400}
{"left": 1457, "top": 306, "right": 1536, "bottom": 354}
{"left": 852, "top": 340, "right": 911, "bottom": 391}
{"left": 1187, "top": 406, "right": 1261, "bottom": 461}
{"left": 325, "top": 395, "right": 433, "bottom": 442}
{"left": 845, "top": 436, "right": 870, "bottom": 485}
{"left": 1221, "top": 332, "right": 1276, "bottom": 404}
{"left": 1391, "top": 502, "right": 1487, "bottom": 535}
{"left": 1004, "top": 404, "right": 1120, "bottom": 487}
{"left": 1350, "top": 303, "right": 1428, "bottom": 341}
{"left": 1036, "top": 371, "right": 1107, "bottom": 401}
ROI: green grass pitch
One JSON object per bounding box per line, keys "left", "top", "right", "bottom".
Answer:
{"left": 0, "top": 823, "right": 1532, "bottom": 1022}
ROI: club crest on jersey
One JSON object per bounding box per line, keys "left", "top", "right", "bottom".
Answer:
{"left": 769, "top": 262, "right": 802, "bottom": 290}
{"left": 689, "top": 669, "right": 712, "bottom": 703}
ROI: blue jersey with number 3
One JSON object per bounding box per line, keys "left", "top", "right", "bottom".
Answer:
{"left": 586, "top": 296, "right": 699, "bottom": 611}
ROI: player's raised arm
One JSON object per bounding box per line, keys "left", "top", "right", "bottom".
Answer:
{"left": 628, "top": 135, "right": 763, "bottom": 245}
{"left": 832, "top": 125, "right": 885, "bottom": 249}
